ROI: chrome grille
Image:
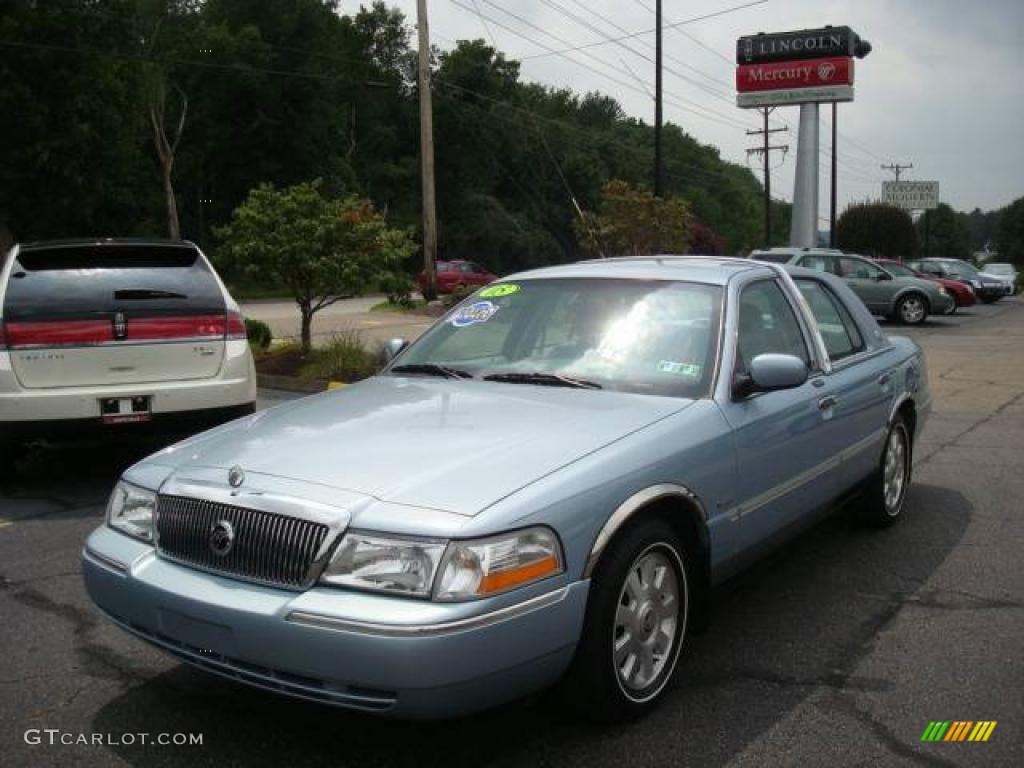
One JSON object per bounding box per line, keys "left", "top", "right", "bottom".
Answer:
{"left": 155, "top": 494, "right": 330, "bottom": 588}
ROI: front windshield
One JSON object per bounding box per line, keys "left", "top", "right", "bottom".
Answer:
{"left": 883, "top": 263, "right": 917, "bottom": 278}
{"left": 393, "top": 278, "right": 723, "bottom": 398}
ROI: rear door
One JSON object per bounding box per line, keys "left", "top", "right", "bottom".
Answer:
{"left": 2, "top": 243, "right": 229, "bottom": 388}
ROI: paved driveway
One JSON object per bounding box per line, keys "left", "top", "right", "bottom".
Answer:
{"left": 1, "top": 300, "right": 1021, "bottom": 767}
{"left": 241, "top": 296, "right": 434, "bottom": 348}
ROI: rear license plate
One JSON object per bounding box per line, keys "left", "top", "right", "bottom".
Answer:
{"left": 100, "top": 396, "right": 152, "bottom": 424}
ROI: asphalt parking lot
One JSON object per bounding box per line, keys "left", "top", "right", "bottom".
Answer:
{"left": 1, "top": 300, "right": 1021, "bottom": 767}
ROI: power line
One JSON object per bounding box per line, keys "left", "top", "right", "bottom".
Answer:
{"left": 517, "top": 0, "right": 770, "bottom": 60}
{"left": 448, "top": 0, "right": 753, "bottom": 131}
{"left": 881, "top": 162, "right": 913, "bottom": 182}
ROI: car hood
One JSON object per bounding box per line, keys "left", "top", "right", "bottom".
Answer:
{"left": 143, "top": 376, "right": 693, "bottom": 517}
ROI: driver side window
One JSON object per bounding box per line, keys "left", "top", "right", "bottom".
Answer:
{"left": 736, "top": 280, "right": 809, "bottom": 374}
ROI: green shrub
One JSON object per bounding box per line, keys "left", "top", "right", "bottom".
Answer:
{"left": 379, "top": 271, "right": 416, "bottom": 308}
{"left": 244, "top": 317, "right": 273, "bottom": 350}
{"left": 442, "top": 285, "right": 475, "bottom": 308}
{"left": 299, "top": 330, "right": 381, "bottom": 383}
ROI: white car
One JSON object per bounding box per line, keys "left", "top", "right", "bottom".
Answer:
{"left": 981, "top": 262, "right": 1018, "bottom": 295}
{"left": 0, "top": 238, "right": 256, "bottom": 470}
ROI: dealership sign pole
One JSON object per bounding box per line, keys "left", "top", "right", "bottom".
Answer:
{"left": 736, "top": 26, "right": 871, "bottom": 248}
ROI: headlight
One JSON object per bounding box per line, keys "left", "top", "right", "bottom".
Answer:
{"left": 106, "top": 481, "right": 156, "bottom": 542}
{"left": 937, "top": 286, "right": 948, "bottom": 296}
{"left": 320, "top": 532, "right": 447, "bottom": 597}
{"left": 970, "top": 279, "right": 982, "bottom": 289}
{"left": 434, "top": 527, "right": 563, "bottom": 601}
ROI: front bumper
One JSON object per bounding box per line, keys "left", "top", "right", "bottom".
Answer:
{"left": 82, "top": 525, "right": 588, "bottom": 718}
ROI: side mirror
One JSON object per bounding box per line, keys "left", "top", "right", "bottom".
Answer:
{"left": 383, "top": 337, "right": 409, "bottom": 362}
{"left": 734, "top": 353, "right": 809, "bottom": 398}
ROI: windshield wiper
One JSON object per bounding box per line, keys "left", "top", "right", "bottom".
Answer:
{"left": 114, "top": 288, "right": 188, "bottom": 300}
{"left": 483, "top": 371, "right": 602, "bottom": 389}
{"left": 390, "top": 363, "right": 474, "bottom": 380}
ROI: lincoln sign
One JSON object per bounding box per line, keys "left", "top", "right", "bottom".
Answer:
{"left": 735, "top": 26, "right": 870, "bottom": 109}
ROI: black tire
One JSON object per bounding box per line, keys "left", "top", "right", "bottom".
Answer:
{"left": 858, "top": 416, "right": 912, "bottom": 528}
{"left": 565, "top": 518, "right": 692, "bottom": 722}
{"left": 895, "top": 293, "right": 929, "bottom": 325}
{"left": 980, "top": 296, "right": 999, "bottom": 304}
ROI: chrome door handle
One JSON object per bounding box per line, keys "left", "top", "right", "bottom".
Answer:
{"left": 878, "top": 373, "right": 892, "bottom": 387}
{"left": 818, "top": 395, "right": 838, "bottom": 411}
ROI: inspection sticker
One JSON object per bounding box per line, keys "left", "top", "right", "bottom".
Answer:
{"left": 450, "top": 300, "right": 499, "bottom": 327}
{"left": 478, "top": 283, "right": 520, "bottom": 298}
{"left": 657, "top": 360, "right": 703, "bottom": 377}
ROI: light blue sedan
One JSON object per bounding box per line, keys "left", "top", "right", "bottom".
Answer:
{"left": 82, "top": 257, "right": 929, "bottom": 720}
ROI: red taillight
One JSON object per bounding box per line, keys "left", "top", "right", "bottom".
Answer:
{"left": 128, "top": 314, "right": 227, "bottom": 340}
{"left": 4, "top": 319, "right": 113, "bottom": 347}
{"left": 225, "top": 311, "right": 247, "bottom": 340}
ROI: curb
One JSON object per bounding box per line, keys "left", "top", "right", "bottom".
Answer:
{"left": 256, "top": 374, "right": 347, "bottom": 393}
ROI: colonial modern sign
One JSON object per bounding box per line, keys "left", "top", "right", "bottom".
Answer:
{"left": 736, "top": 56, "right": 854, "bottom": 93}
{"left": 736, "top": 26, "right": 870, "bottom": 65}
{"left": 882, "top": 181, "right": 940, "bottom": 211}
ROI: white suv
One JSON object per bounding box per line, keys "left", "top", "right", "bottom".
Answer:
{"left": 0, "top": 239, "right": 256, "bottom": 468}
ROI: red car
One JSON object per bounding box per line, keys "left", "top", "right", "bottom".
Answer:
{"left": 876, "top": 259, "right": 976, "bottom": 313}
{"left": 418, "top": 260, "right": 496, "bottom": 295}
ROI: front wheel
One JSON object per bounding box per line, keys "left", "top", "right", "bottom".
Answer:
{"left": 895, "top": 293, "right": 928, "bottom": 325}
{"left": 858, "top": 417, "right": 912, "bottom": 528}
{"left": 566, "top": 519, "right": 690, "bottom": 721}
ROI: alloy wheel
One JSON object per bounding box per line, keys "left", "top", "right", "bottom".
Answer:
{"left": 883, "top": 425, "right": 909, "bottom": 515}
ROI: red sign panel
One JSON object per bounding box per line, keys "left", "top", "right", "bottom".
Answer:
{"left": 736, "top": 56, "right": 853, "bottom": 93}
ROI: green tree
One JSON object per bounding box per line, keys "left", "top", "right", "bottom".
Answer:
{"left": 917, "top": 203, "right": 972, "bottom": 260}
{"left": 217, "top": 180, "right": 414, "bottom": 350}
{"left": 836, "top": 203, "right": 918, "bottom": 258}
{"left": 574, "top": 180, "right": 690, "bottom": 257}
{"left": 995, "top": 197, "right": 1024, "bottom": 266}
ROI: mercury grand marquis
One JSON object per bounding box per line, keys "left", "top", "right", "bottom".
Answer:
{"left": 82, "top": 256, "right": 929, "bottom": 721}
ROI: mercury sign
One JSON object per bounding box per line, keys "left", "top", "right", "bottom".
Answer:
{"left": 736, "top": 57, "right": 853, "bottom": 93}
{"left": 882, "top": 181, "right": 940, "bottom": 210}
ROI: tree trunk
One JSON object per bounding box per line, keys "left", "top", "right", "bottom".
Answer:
{"left": 161, "top": 161, "right": 180, "bottom": 239}
{"left": 299, "top": 303, "right": 313, "bottom": 353}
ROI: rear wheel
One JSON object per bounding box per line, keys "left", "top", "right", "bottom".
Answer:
{"left": 895, "top": 293, "right": 928, "bottom": 325}
{"left": 566, "top": 519, "right": 691, "bottom": 721}
{"left": 858, "top": 416, "right": 911, "bottom": 528}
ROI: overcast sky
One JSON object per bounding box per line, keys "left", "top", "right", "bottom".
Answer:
{"left": 373, "top": 0, "right": 1024, "bottom": 219}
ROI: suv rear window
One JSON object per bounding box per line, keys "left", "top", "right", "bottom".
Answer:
{"left": 4, "top": 244, "right": 225, "bottom": 321}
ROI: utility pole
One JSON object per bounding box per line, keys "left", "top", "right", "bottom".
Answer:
{"left": 416, "top": 0, "right": 438, "bottom": 300}
{"left": 653, "top": 0, "right": 663, "bottom": 197}
{"left": 830, "top": 102, "right": 838, "bottom": 248}
{"left": 880, "top": 161, "right": 913, "bottom": 182}
{"left": 746, "top": 107, "right": 788, "bottom": 245}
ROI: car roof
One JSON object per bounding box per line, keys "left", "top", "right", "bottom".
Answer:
{"left": 18, "top": 237, "right": 197, "bottom": 252}
{"left": 501, "top": 255, "right": 770, "bottom": 286}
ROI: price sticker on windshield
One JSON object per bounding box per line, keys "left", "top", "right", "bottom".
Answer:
{"left": 478, "top": 283, "right": 520, "bottom": 298}
{"left": 450, "top": 300, "right": 500, "bottom": 328}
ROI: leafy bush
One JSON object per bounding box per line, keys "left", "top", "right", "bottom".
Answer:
{"left": 442, "top": 284, "right": 476, "bottom": 308}
{"left": 244, "top": 317, "right": 273, "bottom": 350}
{"left": 380, "top": 271, "right": 416, "bottom": 308}
{"left": 299, "top": 330, "right": 381, "bottom": 383}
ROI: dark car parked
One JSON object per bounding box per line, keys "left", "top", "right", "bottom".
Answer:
{"left": 418, "top": 260, "right": 496, "bottom": 295}
{"left": 907, "top": 258, "right": 1004, "bottom": 304}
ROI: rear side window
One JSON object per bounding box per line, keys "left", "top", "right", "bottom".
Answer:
{"left": 4, "top": 245, "right": 224, "bottom": 321}
{"left": 796, "top": 279, "right": 865, "bottom": 362}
